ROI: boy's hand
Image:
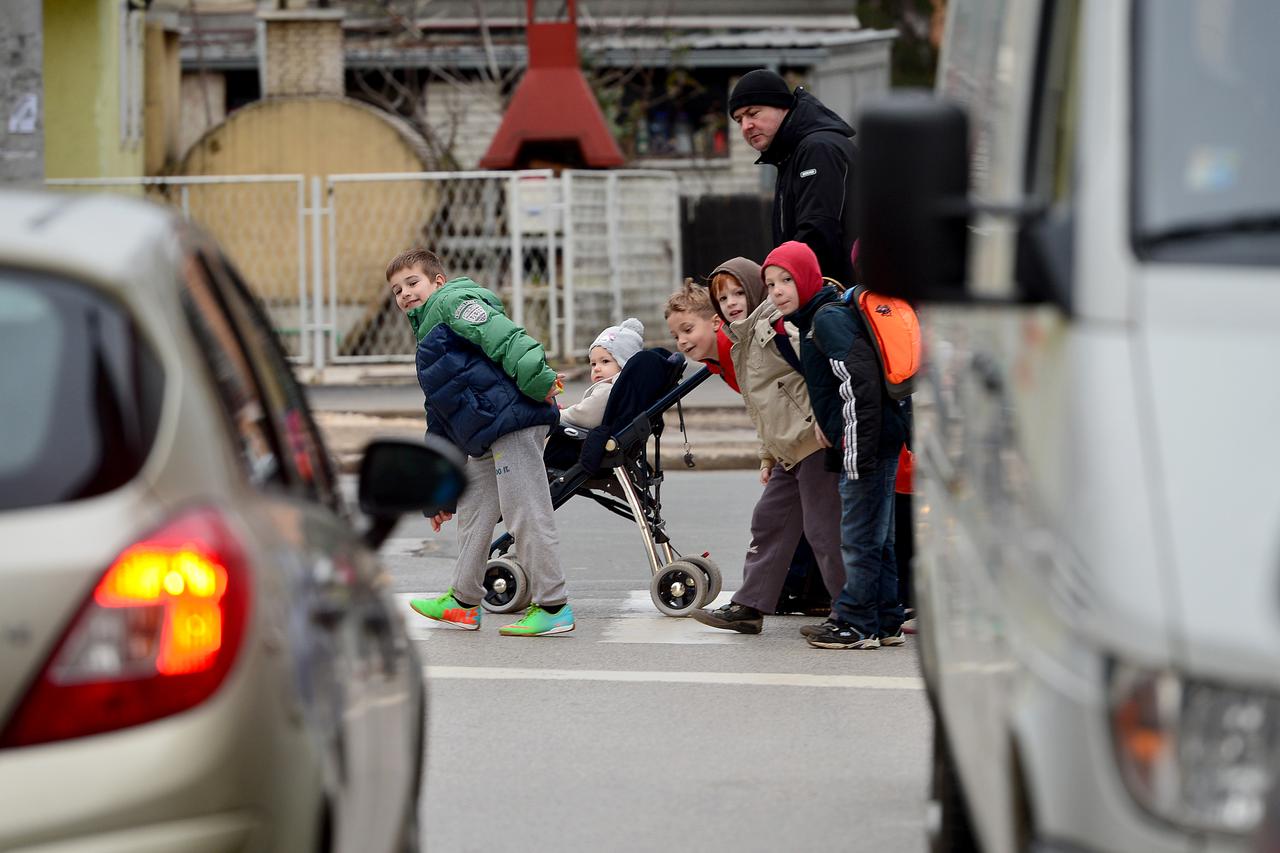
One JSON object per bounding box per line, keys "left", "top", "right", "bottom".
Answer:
{"left": 814, "top": 423, "right": 832, "bottom": 448}
{"left": 544, "top": 373, "right": 566, "bottom": 403}
{"left": 430, "top": 511, "right": 454, "bottom": 532}
{"left": 759, "top": 463, "right": 773, "bottom": 486}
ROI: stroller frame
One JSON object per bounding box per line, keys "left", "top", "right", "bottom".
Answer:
{"left": 483, "top": 353, "right": 724, "bottom": 616}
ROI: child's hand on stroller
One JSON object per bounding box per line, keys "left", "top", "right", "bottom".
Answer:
{"left": 430, "top": 510, "right": 454, "bottom": 532}
{"left": 814, "top": 423, "right": 832, "bottom": 448}
{"left": 544, "top": 373, "right": 566, "bottom": 403}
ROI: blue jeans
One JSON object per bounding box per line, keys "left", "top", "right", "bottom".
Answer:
{"left": 833, "top": 455, "right": 904, "bottom": 638}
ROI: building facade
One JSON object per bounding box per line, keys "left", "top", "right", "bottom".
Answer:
{"left": 178, "top": 1, "right": 895, "bottom": 196}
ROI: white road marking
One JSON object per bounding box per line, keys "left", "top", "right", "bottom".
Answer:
{"left": 600, "top": 616, "right": 745, "bottom": 644}
{"left": 381, "top": 537, "right": 425, "bottom": 558}
{"left": 600, "top": 590, "right": 742, "bottom": 643}
{"left": 617, "top": 588, "right": 735, "bottom": 615}
{"left": 424, "top": 665, "right": 923, "bottom": 691}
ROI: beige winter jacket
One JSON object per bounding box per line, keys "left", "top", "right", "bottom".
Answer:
{"left": 559, "top": 375, "right": 617, "bottom": 429}
{"left": 728, "top": 301, "right": 822, "bottom": 470}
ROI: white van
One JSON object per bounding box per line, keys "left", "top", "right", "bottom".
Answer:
{"left": 856, "top": 1, "right": 1280, "bottom": 851}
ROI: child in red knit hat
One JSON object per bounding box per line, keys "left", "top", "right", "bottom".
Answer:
{"left": 763, "top": 241, "right": 910, "bottom": 650}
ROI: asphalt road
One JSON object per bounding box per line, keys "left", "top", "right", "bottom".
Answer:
{"left": 366, "top": 469, "right": 932, "bottom": 853}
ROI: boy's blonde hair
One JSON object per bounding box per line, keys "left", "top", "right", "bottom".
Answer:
{"left": 386, "top": 248, "right": 447, "bottom": 282}
{"left": 664, "top": 278, "right": 716, "bottom": 319}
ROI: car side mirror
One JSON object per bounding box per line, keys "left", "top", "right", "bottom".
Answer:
{"left": 858, "top": 93, "right": 971, "bottom": 302}
{"left": 357, "top": 436, "right": 468, "bottom": 549}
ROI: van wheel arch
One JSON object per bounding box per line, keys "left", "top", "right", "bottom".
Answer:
{"left": 929, "top": 719, "right": 980, "bottom": 853}
{"left": 1010, "top": 736, "right": 1038, "bottom": 852}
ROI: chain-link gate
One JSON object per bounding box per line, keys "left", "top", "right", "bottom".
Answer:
{"left": 323, "top": 168, "right": 680, "bottom": 363}
{"left": 47, "top": 169, "right": 681, "bottom": 371}
{"left": 322, "top": 170, "right": 560, "bottom": 363}
{"left": 45, "top": 175, "right": 311, "bottom": 362}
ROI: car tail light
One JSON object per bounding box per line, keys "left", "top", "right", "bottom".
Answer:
{"left": 0, "top": 507, "right": 251, "bottom": 748}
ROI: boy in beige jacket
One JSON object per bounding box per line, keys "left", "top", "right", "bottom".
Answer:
{"left": 691, "top": 257, "right": 845, "bottom": 634}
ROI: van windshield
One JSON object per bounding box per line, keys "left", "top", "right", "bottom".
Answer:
{"left": 1134, "top": 0, "right": 1280, "bottom": 263}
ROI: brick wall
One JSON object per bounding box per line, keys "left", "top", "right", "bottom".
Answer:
{"left": 261, "top": 12, "right": 343, "bottom": 98}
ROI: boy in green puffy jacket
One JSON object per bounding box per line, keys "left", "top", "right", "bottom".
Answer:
{"left": 387, "top": 249, "right": 574, "bottom": 637}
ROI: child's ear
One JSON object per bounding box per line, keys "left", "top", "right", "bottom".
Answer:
{"left": 433, "top": 273, "right": 447, "bottom": 287}
{"left": 712, "top": 316, "right": 723, "bottom": 330}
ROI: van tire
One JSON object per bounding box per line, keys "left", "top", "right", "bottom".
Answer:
{"left": 929, "top": 722, "right": 979, "bottom": 853}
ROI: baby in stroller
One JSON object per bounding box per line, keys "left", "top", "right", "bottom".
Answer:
{"left": 558, "top": 318, "right": 645, "bottom": 430}
{"left": 482, "top": 334, "right": 726, "bottom": 617}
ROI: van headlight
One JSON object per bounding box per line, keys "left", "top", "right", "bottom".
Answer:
{"left": 1108, "top": 663, "right": 1280, "bottom": 834}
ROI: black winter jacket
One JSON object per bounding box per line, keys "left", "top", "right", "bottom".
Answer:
{"left": 788, "top": 287, "right": 908, "bottom": 479}
{"left": 759, "top": 89, "right": 859, "bottom": 286}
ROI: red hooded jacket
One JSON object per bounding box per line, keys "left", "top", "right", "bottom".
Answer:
{"left": 763, "top": 241, "right": 825, "bottom": 338}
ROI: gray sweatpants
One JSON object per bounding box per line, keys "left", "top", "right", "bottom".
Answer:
{"left": 731, "top": 450, "right": 845, "bottom": 614}
{"left": 451, "top": 425, "right": 567, "bottom": 607}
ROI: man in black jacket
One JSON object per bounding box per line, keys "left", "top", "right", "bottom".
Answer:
{"left": 730, "top": 69, "right": 859, "bottom": 286}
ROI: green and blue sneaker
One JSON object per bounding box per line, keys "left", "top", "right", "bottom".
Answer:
{"left": 499, "top": 603, "right": 575, "bottom": 637}
{"left": 409, "top": 589, "right": 481, "bottom": 630}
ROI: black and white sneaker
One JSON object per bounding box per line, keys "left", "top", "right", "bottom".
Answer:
{"left": 806, "top": 620, "right": 879, "bottom": 650}
{"left": 690, "top": 602, "right": 763, "bottom": 634}
{"left": 879, "top": 627, "right": 907, "bottom": 647}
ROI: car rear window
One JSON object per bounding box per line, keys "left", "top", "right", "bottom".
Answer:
{"left": 0, "top": 269, "right": 163, "bottom": 511}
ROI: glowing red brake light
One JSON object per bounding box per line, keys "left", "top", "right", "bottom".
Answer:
{"left": 0, "top": 507, "right": 251, "bottom": 748}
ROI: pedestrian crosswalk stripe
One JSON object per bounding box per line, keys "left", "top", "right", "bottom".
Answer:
{"left": 423, "top": 665, "right": 923, "bottom": 690}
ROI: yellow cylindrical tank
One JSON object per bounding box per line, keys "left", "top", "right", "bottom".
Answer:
{"left": 178, "top": 96, "right": 437, "bottom": 357}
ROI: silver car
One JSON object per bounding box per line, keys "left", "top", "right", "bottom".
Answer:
{"left": 0, "top": 192, "right": 462, "bottom": 852}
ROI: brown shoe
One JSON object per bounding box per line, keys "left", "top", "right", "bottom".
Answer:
{"left": 690, "top": 602, "right": 763, "bottom": 634}
{"left": 799, "top": 619, "right": 838, "bottom": 639}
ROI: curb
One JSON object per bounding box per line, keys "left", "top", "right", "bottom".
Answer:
{"left": 334, "top": 447, "right": 759, "bottom": 475}
{"left": 316, "top": 411, "right": 760, "bottom": 473}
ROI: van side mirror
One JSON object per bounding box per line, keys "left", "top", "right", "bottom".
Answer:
{"left": 858, "top": 93, "right": 971, "bottom": 302}
{"left": 357, "top": 436, "right": 468, "bottom": 549}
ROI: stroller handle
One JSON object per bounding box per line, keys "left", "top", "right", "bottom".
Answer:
{"left": 644, "top": 364, "right": 713, "bottom": 421}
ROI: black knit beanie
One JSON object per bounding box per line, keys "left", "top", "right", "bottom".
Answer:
{"left": 728, "top": 69, "right": 793, "bottom": 115}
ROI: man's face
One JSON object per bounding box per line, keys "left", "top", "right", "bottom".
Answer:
{"left": 731, "top": 105, "right": 788, "bottom": 152}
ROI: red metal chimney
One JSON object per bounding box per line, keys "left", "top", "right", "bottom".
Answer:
{"left": 479, "top": 0, "right": 624, "bottom": 169}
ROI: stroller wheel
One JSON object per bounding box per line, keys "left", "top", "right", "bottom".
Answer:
{"left": 482, "top": 557, "right": 532, "bottom": 613}
{"left": 649, "top": 561, "right": 708, "bottom": 617}
{"left": 682, "top": 555, "right": 723, "bottom": 607}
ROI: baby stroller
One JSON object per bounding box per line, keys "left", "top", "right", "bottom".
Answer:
{"left": 481, "top": 348, "right": 724, "bottom": 617}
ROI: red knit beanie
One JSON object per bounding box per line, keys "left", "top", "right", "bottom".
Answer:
{"left": 762, "top": 241, "right": 824, "bottom": 307}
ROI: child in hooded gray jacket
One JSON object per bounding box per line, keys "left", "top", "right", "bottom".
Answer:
{"left": 690, "top": 257, "right": 845, "bottom": 635}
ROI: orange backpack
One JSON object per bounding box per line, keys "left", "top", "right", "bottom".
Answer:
{"left": 836, "top": 284, "right": 921, "bottom": 400}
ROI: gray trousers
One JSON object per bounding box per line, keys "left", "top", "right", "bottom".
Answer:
{"left": 732, "top": 450, "right": 845, "bottom": 614}
{"left": 451, "top": 425, "right": 567, "bottom": 607}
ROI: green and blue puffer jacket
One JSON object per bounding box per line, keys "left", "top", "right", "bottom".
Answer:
{"left": 408, "top": 277, "right": 558, "bottom": 456}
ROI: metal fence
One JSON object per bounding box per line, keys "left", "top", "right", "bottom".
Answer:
{"left": 46, "top": 169, "right": 681, "bottom": 370}
{"left": 46, "top": 175, "right": 312, "bottom": 361}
